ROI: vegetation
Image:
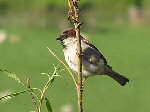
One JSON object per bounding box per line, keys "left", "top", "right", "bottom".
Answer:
{"left": 0, "top": 0, "right": 150, "bottom": 112}
{"left": 0, "top": 23, "right": 150, "bottom": 111}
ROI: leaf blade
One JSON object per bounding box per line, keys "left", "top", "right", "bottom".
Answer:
{"left": 45, "top": 97, "right": 52, "bottom": 112}
{"left": 0, "top": 90, "right": 28, "bottom": 101}
{"left": 0, "top": 69, "right": 25, "bottom": 86}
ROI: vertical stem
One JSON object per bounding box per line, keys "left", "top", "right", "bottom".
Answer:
{"left": 76, "top": 27, "right": 83, "bottom": 112}
{"left": 27, "top": 79, "right": 39, "bottom": 112}
{"left": 73, "top": 1, "right": 83, "bottom": 112}
{"left": 67, "top": 0, "right": 83, "bottom": 111}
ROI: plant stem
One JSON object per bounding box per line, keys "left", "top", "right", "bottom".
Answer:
{"left": 73, "top": 0, "right": 83, "bottom": 112}
{"left": 27, "top": 79, "right": 39, "bottom": 112}
{"left": 68, "top": 0, "right": 83, "bottom": 111}
{"left": 76, "top": 26, "right": 83, "bottom": 112}
{"left": 39, "top": 92, "right": 44, "bottom": 112}
{"left": 39, "top": 68, "right": 57, "bottom": 112}
{"left": 47, "top": 47, "right": 78, "bottom": 88}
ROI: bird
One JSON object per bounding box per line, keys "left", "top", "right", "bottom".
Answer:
{"left": 56, "top": 28, "right": 129, "bottom": 86}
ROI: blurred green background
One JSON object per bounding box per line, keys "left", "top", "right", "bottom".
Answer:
{"left": 0, "top": 0, "right": 150, "bottom": 112}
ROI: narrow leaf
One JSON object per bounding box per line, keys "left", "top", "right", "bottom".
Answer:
{"left": 45, "top": 97, "right": 52, "bottom": 112}
{"left": 0, "top": 90, "right": 28, "bottom": 100}
{"left": 43, "top": 73, "right": 56, "bottom": 91}
{"left": 0, "top": 69, "right": 25, "bottom": 86}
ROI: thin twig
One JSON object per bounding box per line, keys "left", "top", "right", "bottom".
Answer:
{"left": 39, "top": 68, "right": 56, "bottom": 112}
{"left": 27, "top": 79, "right": 39, "bottom": 112}
{"left": 47, "top": 47, "right": 78, "bottom": 89}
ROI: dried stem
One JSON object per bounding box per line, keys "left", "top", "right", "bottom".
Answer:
{"left": 68, "top": 0, "right": 83, "bottom": 112}
{"left": 27, "top": 79, "right": 39, "bottom": 112}
{"left": 47, "top": 47, "right": 78, "bottom": 88}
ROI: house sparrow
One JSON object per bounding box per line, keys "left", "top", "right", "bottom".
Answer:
{"left": 57, "top": 29, "right": 129, "bottom": 86}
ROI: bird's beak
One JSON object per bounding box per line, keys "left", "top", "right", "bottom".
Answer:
{"left": 56, "top": 34, "right": 66, "bottom": 41}
{"left": 56, "top": 37, "right": 60, "bottom": 40}
{"left": 56, "top": 35, "right": 62, "bottom": 40}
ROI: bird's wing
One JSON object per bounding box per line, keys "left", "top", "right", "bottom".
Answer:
{"left": 82, "top": 46, "right": 106, "bottom": 65}
{"left": 81, "top": 38, "right": 108, "bottom": 65}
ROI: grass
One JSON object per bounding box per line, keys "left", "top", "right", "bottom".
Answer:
{"left": 0, "top": 24, "right": 150, "bottom": 112}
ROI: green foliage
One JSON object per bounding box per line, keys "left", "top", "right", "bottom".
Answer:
{"left": 0, "top": 24, "right": 150, "bottom": 111}
{"left": 45, "top": 97, "right": 52, "bottom": 112}
{"left": 0, "top": 65, "right": 63, "bottom": 112}
{"left": 0, "top": 69, "right": 25, "bottom": 86}
{"left": 0, "top": 90, "right": 28, "bottom": 101}
{"left": 0, "top": 0, "right": 149, "bottom": 13}
{"left": 134, "top": 0, "right": 143, "bottom": 7}
{"left": 0, "top": 0, "right": 150, "bottom": 29}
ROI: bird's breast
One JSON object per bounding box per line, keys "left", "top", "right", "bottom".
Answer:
{"left": 63, "top": 44, "right": 78, "bottom": 72}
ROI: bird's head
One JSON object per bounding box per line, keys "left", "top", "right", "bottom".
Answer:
{"left": 57, "top": 29, "right": 77, "bottom": 48}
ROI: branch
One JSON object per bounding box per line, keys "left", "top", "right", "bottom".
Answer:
{"left": 27, "top": 79, "right": 39, "bottom": 112}
{"left": 67, "top": 0, "right": 83, "bottom": 112}
{"left": 47, "top": 47, "right": 78, "bottom": 89}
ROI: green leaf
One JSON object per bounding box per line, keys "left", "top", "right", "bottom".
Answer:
{"left": 45, "top": 97, "right": 52, "bottom": 112}
{"left": 0, "top": 90, "right": 28, "bottom": 101}
{"left": 0, "top": 69, "right": 25, "bottom": 86}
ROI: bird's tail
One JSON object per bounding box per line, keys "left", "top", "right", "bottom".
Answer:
{"left": 104, "top": 67, "right": 129, "bottom": 86}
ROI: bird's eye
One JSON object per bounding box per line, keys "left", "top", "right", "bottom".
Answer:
{"left": 60, "top": 34, "right": 67, "bottom": 41}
